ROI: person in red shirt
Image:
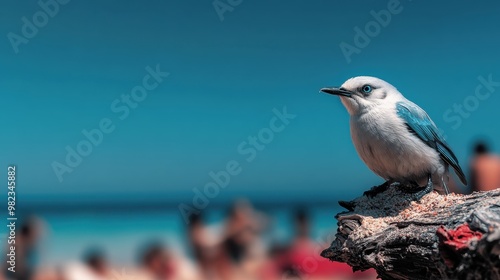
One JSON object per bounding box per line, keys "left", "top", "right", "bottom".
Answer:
{"left": 284, "top": 209, "right": 376, "bottom": 280}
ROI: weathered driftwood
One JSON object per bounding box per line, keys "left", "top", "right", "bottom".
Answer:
{"left": 321, "top": 187, "right": 500, "bottom": 280}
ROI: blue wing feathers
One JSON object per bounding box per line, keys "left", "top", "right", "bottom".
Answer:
{"left": 396, "top": 102, "right": 468, "bottom": 185}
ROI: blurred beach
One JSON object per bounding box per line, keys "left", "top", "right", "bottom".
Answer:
{"left": 18, "top": 204, "right": 340, "bottom": 265}
{"left": 2, "top": 199, "right": 379, "bottom": 279}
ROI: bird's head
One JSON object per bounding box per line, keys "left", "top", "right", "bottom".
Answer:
{"left": 321, "top": 76, "right": 403, "bottom": 115}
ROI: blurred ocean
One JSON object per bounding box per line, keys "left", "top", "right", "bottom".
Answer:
{"left": 15, "top": 204, "right": 342, "bottom": 266}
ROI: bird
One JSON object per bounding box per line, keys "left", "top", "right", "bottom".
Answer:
{"left": 320, "top": 76, "right": 467, "bottom": 199}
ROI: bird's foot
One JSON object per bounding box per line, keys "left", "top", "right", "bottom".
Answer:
{"left": 398, "top": 175, "right": 433, "bottom": 201}
{"left": 363, "top": 181, "right": 392, "bottom": 198}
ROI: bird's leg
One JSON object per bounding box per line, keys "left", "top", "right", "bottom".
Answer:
{"left": 363, "top": 180, "right": 393, "bottom": 198}
{"left": 402, "top": 174, "right": 434, "bottom": 201}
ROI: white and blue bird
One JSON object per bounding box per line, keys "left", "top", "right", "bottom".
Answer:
{"left": 321, "top": 76, "right": 467, "bottom": 198}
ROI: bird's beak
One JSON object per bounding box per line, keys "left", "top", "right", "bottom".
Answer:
{"left": 320, "top": 87, "right": 352, "bottom": 98}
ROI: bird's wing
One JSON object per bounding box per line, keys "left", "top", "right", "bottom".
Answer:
{"left": 396, "top": 102, "right": 467, "bottom": 185}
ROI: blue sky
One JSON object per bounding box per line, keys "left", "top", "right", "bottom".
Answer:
{"left": 1, "top": 0, "right": 499, "bottom": 203}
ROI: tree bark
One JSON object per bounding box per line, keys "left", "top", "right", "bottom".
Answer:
{"left": 320, "top": 187, "right": 500, "bottom": 280}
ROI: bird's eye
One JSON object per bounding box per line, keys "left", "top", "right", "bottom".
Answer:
{"left": 362, "top": 85, "right": 372, "bottom": 94}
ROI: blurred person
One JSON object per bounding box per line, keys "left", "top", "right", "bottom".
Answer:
{"left": 469, "top": 141, "right": 500, "bottom": 192}
{"left": 139, "top": 243, "right": 175, "bottom": 280}
{"left": 84, "top": 249, "right": 109, "bottom": 278}
{"left": 62, "top": 248, "right": 111, "bottom": 280}
{"left": 283, "top": 209, "right": 376, "bottom": 280}
{"left": 258, "top": 244, "right": 291, "bottom": 280}
{"left": 187, "top": 214, "right": 221, "bottom": 280}
{"left": 220, "top": 200, "right": 268, "bottom": 280}
{"left": 223, "top": 200, "right": 264, "bottom": 264}
{"left": 136, "top": 242, "right": 200, "bottom": 280}
{"left": 3, "top": 216, "right": 43, "bottom": 280}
